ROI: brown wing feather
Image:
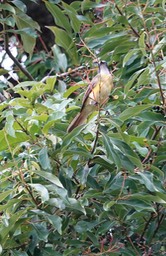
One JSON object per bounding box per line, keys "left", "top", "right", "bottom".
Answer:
{"left": 81, "top": 75, "right": 99, "bottom": 110}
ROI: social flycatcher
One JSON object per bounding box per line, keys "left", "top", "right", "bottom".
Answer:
{"left": 67, "top": 61, "right": 113, "bottom": 132}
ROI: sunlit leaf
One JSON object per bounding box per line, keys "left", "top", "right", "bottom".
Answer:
{"left": 38, "top": 147, "right": 52, "bottom": 171}
{"left": 29, "top": 183, "right": 49, "bottom": 203}
{"left": 29, "top": 169, "right": 64, "bottom": 188}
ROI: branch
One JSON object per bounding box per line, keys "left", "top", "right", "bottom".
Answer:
{"left": 152, "top": 213, "right": 164, "bottom": 239}
{"left": 142, "top": 126, "right": 161, "bottom": 164}
{"left": 3, "top": 23, "right": 34, "bottom": 81}
{"left": 126, "top": 236, "right": 140, "bottom": 256}
{"left": 19, "top": 169, "right": 41, "bottom": 207}
{"left": 152, "top": 204, "right": 165, "bottom": 239}
{"left": 150, "top": 49, "right": 166, "bottom": 115}
{"left": 57, "top": 65, "right": 88, "bottom": 78}
{"left": 115, "top": 4, "right": 141, "bottom": 39}
{"left": 140, "top": 214, "right": 154, "bottom": 241}
{"left": 114, "top": 3, "right": 150, "bottom": 49}
{"left": 114, "top": 2, "right": 165, "bottom": 113}
{"left": 0, "top": 92, "right": 6, "bottom": 102}
{"left": 79, "top": 37, "right": 97, "bottom": 60}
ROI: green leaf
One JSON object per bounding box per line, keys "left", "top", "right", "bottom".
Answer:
{"left": 12, "top": 0, "right": 26, "bottom": 12}
{"left": 150, "top": 165, "right": 164, "bottom": 177}
{"left": 48, "top": 26, "right": 78, "bottom": 64}
{"left": 138, "top": 111, "right": 166, "bottom": 124}
{"left": 52, "top": 45, "right": 68, "bottom": 72}
{"left": 62, "top": 2, "right": 81, "bottom": 33}
{"left": 42, "top": 111, "right": 66, "bottom": 134}
{"left": 123, "top": 49, "right": 139, "bottom": 67}
{"left": 132, "top": 141, "right": 148, "bottom": 157}
{"left": 29, "top": 184, "right": 49, "bottom": 203}
{"left": 38, "top": 147, "right": 52, "bottom": 171}
{"left": 13, "top": 11, "right": 40, "bottom": 55}
{"left": 0, "top": 189, "right": 15, "bottom": 202}
{"left": 137, "top": 68, "right": 150, "bottom": 86}
{"left": 0, "top": 210, "right": 27, "bottom": 241}
{"left": 11, "top": 251, "right": 29, "bottom": 256}
{"left": 58, "top": 80, "right": 67, "bottom": 93}
{"left": 75, "top": 220, "right": 98, "bottom": 233}
{"left": 117, "top": 198, "right": 155, "bottom": 212}
{"left": 44, "top": 1, "right": 71, "bottom": 33}
{"left": 119, "top": 104, "right": 152, "bottom": 121}
{"left": 67, "top": 198, "right": 86, "bottom": 215}
{"left": 124, "top": 69, "right": 145, "bottom": 95}
{"left": 63, "top": 82, "right": 87, "bottom": 98}
{"left": 139, "top": 32, "right": 146, "bottom": 55}
{"left": 46, "top": 215, "right": 62, "bottom": 235}
{"left": 103, "top": 201, "right": 116, "bottom": 211}
{"left": 137, "top": 172, "right": 159, "bottom": 192}
{"left": 61, "top": 125, "right": 86, "bottom": 149}
{"left": 102, "top": 133, "right": 121, "bottom": 169}
{"left": 28, "top": 169, "right": 64, "bottom": 188}
{"left": 0, "top": 199, "right": 20, "bottom": 211}
{"left": 45, "top": 76, "right": 56, "bottom": 93}
{"left": 5, "top": 110, "right": 15, "bottom": 137}
{"left": 152, "top": 37, "right": 166, "bottom": 56}
{"left": 93, "top": 155, "right": 114, "bottom": 169}
{"left": 0, "top": 131, "right": 29, "bottom": 151}
{"left": 32, "top": 223, "right": 49, "bottom": 242}
{"left": 0, "top": 3, "right": 16, "bottom": 13}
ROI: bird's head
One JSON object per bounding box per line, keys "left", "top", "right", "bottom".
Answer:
{"left": 98, "top": 60, "right": 110, "bottom": 75}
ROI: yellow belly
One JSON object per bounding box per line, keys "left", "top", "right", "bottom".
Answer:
{"left": 88, "top": 74, "right": 113, "bottom": 107}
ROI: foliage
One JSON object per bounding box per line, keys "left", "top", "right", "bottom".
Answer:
{"left": 0, "top": 0, "right": 166, "bottom": 255}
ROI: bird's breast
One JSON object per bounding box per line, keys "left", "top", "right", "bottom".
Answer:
{"left": 88, "top": 74, "right": 113, "bottom": 106}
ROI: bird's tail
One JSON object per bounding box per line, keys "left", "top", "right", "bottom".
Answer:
{"left": 67, "top": 111, "right": 87, "bottom": 132}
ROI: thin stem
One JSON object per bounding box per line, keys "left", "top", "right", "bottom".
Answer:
{"left": 135, "top": 1, "right": 166, "bottom": 114}
{"left": 152, "top": 213, "right": 164, "bottom": 238}
{"left": 0, "top": 92, "right": 6, "bottom": 102}
{"left": 127, "top": 236, "right": 140, "bottom": 256}
{"left": 57, "top": 65, "right": 88, "bottom": 78}
{"left": 142, "top": 126, "right": 161, "bottom": 164}
{"left": 14, "top": 117, "right": 30, "bottom": 136}
{"left": 3, "top": 22, "right": 34, "bottom": 81}
{"left": 150, "top": 49, "right": 166, "bottom": 114}
{"left": 79, "top": 37, "right": 97, "bottom": 61}
{"left": 140, "top": 214, "right": 154, "bottom": 241}
{"left": 19, "top": 168, "right": 40, "bottom": 207}
{"left": 114, "top": 3, "right": 141, "bottom": 39}
{"left": 38, "top": 35, "right": 49, "bottom": 54}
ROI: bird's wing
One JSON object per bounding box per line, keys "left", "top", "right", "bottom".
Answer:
{"left": 81, "top": 75, "right": 99, "bottom": 109}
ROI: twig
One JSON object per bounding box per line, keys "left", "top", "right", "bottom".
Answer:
{"left": 135, "top": 1, "right": 166, "bottom": 114}
{"left": 79, "top": 37, "right": 97, "bottom": 60}
{"left": 3, "top": 22, "right": 34, "bottom": 81}
{"left": 89, "top": 128, "right": 100, "bottom": 162}
{"left": 38, "top": 35, "right": 49, "bottom": 53}
{"left": 114, "top": 1, "right": 165, "bottom": 113}
{"left": 139, "top": 214, "right": 154, "bottom": 241}
{"left": 19, "top": 168, "right": 40, "bottom": 207}
{"left": 57, "top": 65, "right": 88, "bottom": 78}
{"left": 150, "top": 49, "right": 166, "bottom": 115}
{"left": 0, "top": 92, "right": 6, "bottom": 102}
{"left": 127, "top": 236, "right": 140, "bottom": 256}
{"left": 116, "top": 172, "right": 127, "bottom": 200}
{"left": 114, "top": 4, "right": 142, "bottom": 39}
{"left": 142, "top": 126, "right": 161, "bottom": 164}
{"left": 152, "top": 204, "right": 165, "bottom": 239}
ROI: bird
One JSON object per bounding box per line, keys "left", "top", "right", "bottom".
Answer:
{"left": 67, "top": 61, "right": 113, "bottom": 132}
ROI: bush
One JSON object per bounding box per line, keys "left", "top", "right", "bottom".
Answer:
{"left": 0, "top": 0, "right": 165, "bottom": 255}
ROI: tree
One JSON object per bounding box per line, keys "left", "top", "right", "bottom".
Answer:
{"left": 0, "top": 0, "right": 165, "bottom": 255}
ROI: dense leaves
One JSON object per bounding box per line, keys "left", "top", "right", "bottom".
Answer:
{"left": 0, "top": 0, "right": 165, "bottom": 255}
